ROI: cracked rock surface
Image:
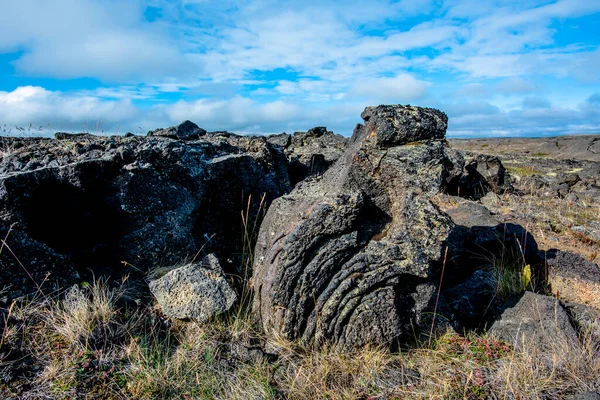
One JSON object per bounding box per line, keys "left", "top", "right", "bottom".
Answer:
{"left": 0, "top": 127, "right": 292, "bottom": 297}
{"left": 252, "top": 105, "right": 460, "bottom": 349}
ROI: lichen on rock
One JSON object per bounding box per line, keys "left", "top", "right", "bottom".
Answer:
{"left": 252, "top": 105, "right": 459, "bottom": 349}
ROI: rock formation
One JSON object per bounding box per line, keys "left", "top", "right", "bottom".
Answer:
{"left": 252, "top": 105, "right": 461, "bottom": 349}
{"left": 0, "top": 126, "right": 292, "bottom": 297}
{"left": 268, "top": 127, "right": 348, "bottom": 185}
{"left": 1, "top": 108, "right": 598, "bottom": 357}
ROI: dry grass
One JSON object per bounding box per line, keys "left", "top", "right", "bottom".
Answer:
{"left": 464, "top": 177, "right": 600, "bottom": 261}
{"left": 494, "top": 326, "right": 600, "bottom": 398}
{"left": 0, "top": 278, "right": 599, "bottom": 399}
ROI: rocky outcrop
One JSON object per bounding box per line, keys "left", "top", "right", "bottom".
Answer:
{"left": 436, "top": 200, "right": 543, "bottom": 330}
{"left": 458, "top": 155, "right": 511, "bottom": 199}
{"left": 441, "top": 200, "right": 540, "bottom": 274}
{"left": 252, "top": 105, "right": 459, "bottom": 349}
{"left": 268, "top": 127, "right": 348, "bottom": 185}
{"left": 0, "top": 128, "right": 291, "bottom": 297}
{"left": 148, "top": 254, "right": 236, "bottom": 322}
{"left": 2, "top": 108, "right": 598, "bottom": 354}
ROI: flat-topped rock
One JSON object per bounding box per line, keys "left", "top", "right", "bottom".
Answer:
{"left": 544, "top": 250, "right": 600, "bottom": 309}
{"left": 360, "top": 105, "right": 448, "bottom": 147}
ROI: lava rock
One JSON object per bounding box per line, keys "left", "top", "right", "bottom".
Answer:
{"left": 147, "top": 120, "right": 207, "bottom": 140}
{"left": 455, "top": 154, "right": 511, "bottom": 199}
{"left": 268, "top": 127, "right": 348, "bottom": 185}
{"left": 360, "top": 105, "right": 447, "bottom": 147}
{"left": 253, "top": 105, "right": 456, "bottom": 350}
{"left": 490, "top": 291, "right": 577, "bottom": 350}
{"left": 440, "top": 269, "right": 496, "bottom": 330}
{"left": 443, "top": 200, "right": 541, "bottom": 283}
{"left": 543, "top": 249, "right": 600, "bottom": 308}
{"left": 149, "top": 254, "right": 236, "bottom": 322}
{"left": 0, "top": 133, "right": 291, "bottom": 296}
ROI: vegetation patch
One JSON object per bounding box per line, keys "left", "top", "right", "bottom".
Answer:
{"left": 1, "top": 278, "right": 598, "bottom": 399}
{"left": 505, "top": 164, "right": 543, "bottom": 176}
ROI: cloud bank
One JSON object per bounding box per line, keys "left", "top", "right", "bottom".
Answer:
{"left": 0, "top": 0, "right": 599, "bottom": 137}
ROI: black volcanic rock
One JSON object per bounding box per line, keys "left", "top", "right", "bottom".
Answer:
{"left": 268, "top": 127, "right": 348, "bottom": 185}
{"left": 0, "top": 133, "right": 290, "bottom": 297}
{"left": 147, "top": 120, "right": 207, "bottom": 140}
{"left": 360, "top": 105, "right": 447, "bottom": 147}
{"left": 3, "top": 105, "right": 591, "bottom": 355}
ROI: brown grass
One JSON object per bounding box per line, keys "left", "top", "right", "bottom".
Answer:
{"left": 1, "top": 278, "right": 598, "bottom": 399}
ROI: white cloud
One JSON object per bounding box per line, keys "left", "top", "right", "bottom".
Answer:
{"left": 522, "top": 96, "right": 552, "bottom": 109}
{"left": 347, "top": 74, "right": 428, "bottom": 102}
{"left": 1, "top": 85, "right": 599, "bottom": 138}
{"left": 496, "top": 78, "right": 538, "bottom": 94}
{"left": 0, "top": 86, "right": 138, "bottom": 132}
{"left": 570, "top": 49, "right": 600, "bottom": 83}
{"left": 456, "top": 83, "right": 491, "bottom": 97}
{"left": 444, "top": 101, "right": 500, "bottom": 117}
{"left": 0, "top": 0, "right": 192, "bottom": 82}
{"left": 447, "top": 100, "right": 600, "bottom": 137}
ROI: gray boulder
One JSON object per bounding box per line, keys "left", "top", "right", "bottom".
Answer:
{"left": 149, "top": 254, "right": 236, "bottom": 321}
{"left": 490, "top": 291, "right": 577, "bottom": 350}
{"left": 252, "top": 105, "right": 457, "bottom": 349}
{"left": 543, "top": 249, "right": 600, "bottom": 309}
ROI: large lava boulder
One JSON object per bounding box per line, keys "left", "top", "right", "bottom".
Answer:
{"left": 0, "top": 129, "right": 291, "bottom": 297}
{"left": 252, "top": 105, "right": 461, "bottom": 349}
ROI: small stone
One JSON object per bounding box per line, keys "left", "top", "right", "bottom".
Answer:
{"left": 149, "top": 254, "right": 237, "bottom": 322}
{"left": 147, "top": 120, "right": 207, "bottom": 140}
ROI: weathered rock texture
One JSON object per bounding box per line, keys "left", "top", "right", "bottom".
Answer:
{"left": 148, "top": 254, "right": 236, "bottom": 321}
{"left": 544, "top": 249, "right": 600, "bottom": 309}
{"left": 253, "top": 105, "right": 459, "bottom": 349}
{"left": 455, "top": 155, "right": 512, "bottom": 199}
{"left": 268, "top": 127, "right": 348, "bottom": 185}
{"left": 435, "top": 199, "right": 543, "bottom": 330}
{"left": 0, "top": 125, "right": 292, "bottom": 297}
{"left": 490, "top": 291, "right": 577, "bottom": 350}
{"left": 147, "top": 120, "right": 207, "bottom": 140}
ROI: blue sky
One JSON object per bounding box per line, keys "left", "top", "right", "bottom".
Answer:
{"left": 0, "top": 0, "right": 599, "bottom": 137}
